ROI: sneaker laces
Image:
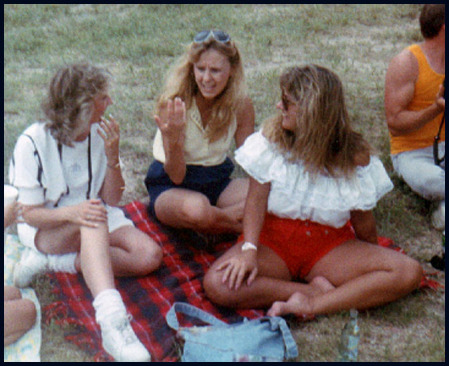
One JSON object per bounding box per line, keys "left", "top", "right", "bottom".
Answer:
{"left": 111, "top": 314, "right": 137, "bottom": 345}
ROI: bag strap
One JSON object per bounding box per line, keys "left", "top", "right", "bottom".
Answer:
{"left": 271, "top": 317, "right": 299, "bottom": 359}
{"left": 166, "top": 302, "right": 228, "bottom": 331}
{"left": 166, "top": 303, "right": 299, "bottom": 359}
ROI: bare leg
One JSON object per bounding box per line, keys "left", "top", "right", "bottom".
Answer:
{"left": 30, "top": 213, "right": 156, "bottom": 362}
{"left": 4, "top": 286, "right": 36, "bottom": 346}
{"left": 217, "top": 178, "right": 249, "bottom": 208}
{"left": 268, "top": 240, "right": 423, "bottom": 316}
{"left": 155, "top": 178, "right": 249, "bottom": 233}
{"left": 36, "top": 223, "right": 81, "bottom": 254}
{"left": 108, "top": 226, "right": 162, "bottom": 277}
{"left": 36, "top": 222, "right": 136, "bottom": 297}
{"left": 268, "top": 292, "right": 310, "bottom": 318}
{"left": 36, "top": 224, "right": 162, "bottom": 278}
{"left": 79, "top": 222, "right": 115, "bottom": 297}
{"left": 204, "top": 243, "right": 334, "bottom": 308}
{"left": 4, "top": 285, "right": 22, "bottom": 301}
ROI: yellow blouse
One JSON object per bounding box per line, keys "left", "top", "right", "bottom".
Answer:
{"left": 153, "top": 100, "right": 237, "bottom": 166}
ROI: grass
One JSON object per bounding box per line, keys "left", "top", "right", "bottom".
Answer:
{"left": 4, "top": 4, "right": 445, "bottom": 362}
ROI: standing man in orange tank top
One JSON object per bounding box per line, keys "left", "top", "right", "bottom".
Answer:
{"left": 385, "top": 4, "right": 445, "bottom": 230}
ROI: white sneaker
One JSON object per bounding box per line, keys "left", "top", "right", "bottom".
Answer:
{"left": 431, "top": 200, "right": 445, "bottom": 230}
{"left": 99, "top": 312, "right": 151, "bottom": 362}
{"left": 13, "top": 248, "right": 49, "bottom": 288}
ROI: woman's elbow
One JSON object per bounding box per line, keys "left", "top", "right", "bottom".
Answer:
{"left": 386, "top": 116, "right": 405, "bottom": 137}
{"left": 170, "top": 176, "right": 184, "bottom": 186}
{"left": 387, "top": 127, "right": 403, "bottom": 137}
{"left": 166, "top": 168, "right": 186, "bottom": 186}
{"left": 101, "top": 192, "right": 123, "bottom": 207}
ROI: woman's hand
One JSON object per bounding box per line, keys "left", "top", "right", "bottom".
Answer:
{"left": 154, "top": 97, "right": 187, "bottom": 184}
{"left": 69, "top": 199, "right": 108, "bottom": 228}
{"left": 155, "top": 97, "right": 186, "bottom": 148}
{"left": 98, "top": 114, "right": 120, "bottom": 166}
{"left": 97, "top": 114, "right": 126, "bottom": 206}
{"left": 217, "top": 248, "right": 258, "bottom": 290}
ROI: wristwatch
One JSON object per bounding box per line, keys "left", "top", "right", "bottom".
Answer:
{"left": 241, "top": 242, "right": 258, "bottom": 251}
{"left": 107, "top": 161, "right": 121, "bottom": 169}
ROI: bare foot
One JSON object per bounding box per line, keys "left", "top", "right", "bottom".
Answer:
{"left": 309, "top": 276, "right": 335, "bottom": 294}
{"left": 267, "top": 292, "right": 313, "bottom": 317}
{"left": 220, "top": 205, "right": 244, "bottom": 232}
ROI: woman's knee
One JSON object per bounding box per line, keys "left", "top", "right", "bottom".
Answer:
{"left": 145, "top": 241, "right": 163, "bottom": 272}
{"left": 394, "top": 256, "right": 423, "bottom": 294}
{"left": 204, "top": 269, "right": 223, "bottom": 303}
{"left": 181, "top": 196, "right": 216, "bottom": 229}
{"left": 110, "top": 227, "right": 163, "bottom": 275}
{"left": 4, "top": 298, "right": 36, "bottom": 333}
{"left": 21, "top": 299, "right": 37, "bottom": 329}
{"left": 203, "top": 269, "right": 237, "bottom": 307}
{"left": 4, "top": 285, "right": 22, "bottom": 300}
{"left": 129, "top": 235, "right": 163, "bottom": 275}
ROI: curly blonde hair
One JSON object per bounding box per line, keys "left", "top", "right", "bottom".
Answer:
{"left": 42, "top": 63, "right": 110, "bottom": 146}
{"left": 263, "top": 65, "right": 371, "bottom": 178}
{"left": 156, "top": 36, "right": 246, "bottom": 143}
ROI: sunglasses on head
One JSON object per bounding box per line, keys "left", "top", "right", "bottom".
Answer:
{"left": 194, "top": 30, "right": 231, "bottom": 44}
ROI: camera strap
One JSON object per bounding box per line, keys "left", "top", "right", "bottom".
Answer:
{"left": 433, "top": 112, "right": 445, "bottom": 166}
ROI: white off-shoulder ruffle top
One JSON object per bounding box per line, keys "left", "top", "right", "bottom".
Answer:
{"left": 235, "top": 131, "right": 393, "bottom": 228}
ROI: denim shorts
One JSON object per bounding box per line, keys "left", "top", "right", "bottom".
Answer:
{"left": 144, "top": 158, "right": 234, "bottom": 218}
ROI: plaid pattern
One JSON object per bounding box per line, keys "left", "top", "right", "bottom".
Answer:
{"left": 44, "top": 201, "right": 263, "bottom": 362}
{"left": 43, "top": 200, "right": 442, "bottom": 362}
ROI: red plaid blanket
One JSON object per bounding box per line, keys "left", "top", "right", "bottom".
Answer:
{"left": 43, "top": 200, "right": 442, "bottom": 362}
{"left": 44, "top": 201, "right": 263, "bottom": 362}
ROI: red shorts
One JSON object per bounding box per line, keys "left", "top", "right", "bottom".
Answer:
{"left": 239, "top": 213, "right": 356, "bottom": 280}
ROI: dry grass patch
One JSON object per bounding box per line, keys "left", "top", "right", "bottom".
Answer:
{"left": 4, "top": 4, "right": 444, "bottom": 362}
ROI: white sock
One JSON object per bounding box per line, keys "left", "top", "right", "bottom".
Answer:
{"left": 47, "top": 253, "right": 77, "bottom": 273}
{"left": 93, "top": 288, "right": 127, "bottom": 324}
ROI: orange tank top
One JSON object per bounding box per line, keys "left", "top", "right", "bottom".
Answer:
{"left": 390, "top": 44, "right": 445, "bottom": 155}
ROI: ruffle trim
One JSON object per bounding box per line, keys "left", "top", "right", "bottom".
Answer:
{"left": 235, "top": 132, "right": 393, "bottom": 214}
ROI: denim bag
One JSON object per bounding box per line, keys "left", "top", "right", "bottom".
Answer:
{"left": 165, "top": 302, "right": 298, "bottom": 362}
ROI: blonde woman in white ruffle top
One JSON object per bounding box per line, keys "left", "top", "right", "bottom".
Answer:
{"left": 204, "top": 65, "right": 423, "bottom": 317}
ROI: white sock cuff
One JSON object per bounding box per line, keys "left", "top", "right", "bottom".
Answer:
{"left": 93, "top": 289, "right": 126, "bottom": 323}
{"left": 47, "top": 253, "right": 77, "bottom": 273}
{"left": 93, "top": 288, "right": 122, "bottom": 306}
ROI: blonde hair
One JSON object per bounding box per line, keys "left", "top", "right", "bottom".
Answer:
{"left": 156, "top": 37, "right": 246, "bottom": 142}
{"left": 42, "top": 63, "right": 110, "bottom": 146}
{"left": 263, "top": 64, "right": 371, "bottom": 178}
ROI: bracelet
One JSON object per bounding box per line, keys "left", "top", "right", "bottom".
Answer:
{"left": 107, "top": 161, "right": 120, "bottom": 169}
{"left": 241, "top": 242, "right": 258, "bottom": 252}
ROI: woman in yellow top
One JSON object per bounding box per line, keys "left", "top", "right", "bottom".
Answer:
{"left": 145, "top": 30, "right": 255, "bottom": 238}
